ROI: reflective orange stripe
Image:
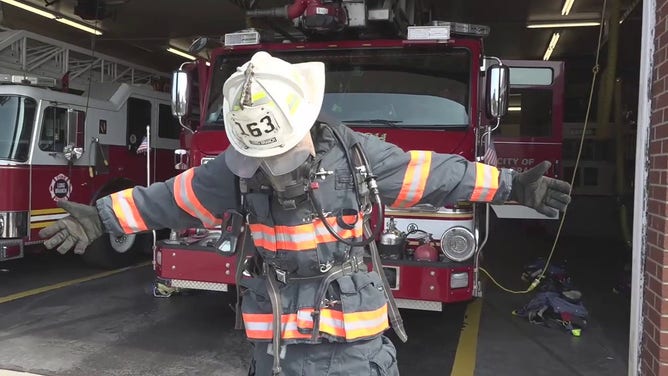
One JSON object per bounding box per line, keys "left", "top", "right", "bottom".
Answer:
{"left": 249, "top": 214, "right": 363, "bottom": 252}
{"left": 109, "top": 188, "right": 148, "bottom": 233}
{"left": 297, "top": 308, "right": 346, "bottom": 338}
{"left": 173, "top": 168, "right": 221, "bottom": 228}
{"left": 242, "top": 304, "right": 387, "bottom": 341}
{"left": 242, "top": 313, "right": 312, "bottom": 340}
{"left": 391, "top": 150, "right": 432, "bottom": 208}
{"left": 469, "top": 163, "right": 500, "bottom": 202}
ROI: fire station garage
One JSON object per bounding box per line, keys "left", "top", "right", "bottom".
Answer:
{"left": 0, "top": 0, "right": 661, "bottom": 375}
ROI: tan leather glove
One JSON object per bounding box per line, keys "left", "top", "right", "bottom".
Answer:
{"left": 510, "top": 161, "right": 572, "bottom": 217}
{"left": 39, "top": 200, "right": 104, "bottom": 254}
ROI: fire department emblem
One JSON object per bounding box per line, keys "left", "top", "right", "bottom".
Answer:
{"left": 49, "top": 174, "right": 72, "bottom": 201}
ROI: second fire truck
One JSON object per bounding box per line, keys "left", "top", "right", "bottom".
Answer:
{"left": 0, "top": 30, "right": 180, "bottom": 268}
{"left": 154, "top": 0, "right": 564, "bottom": 310}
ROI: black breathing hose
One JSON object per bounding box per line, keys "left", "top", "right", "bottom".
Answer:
{"left": 308, "top": 126, "right": 384, "bottom": 247}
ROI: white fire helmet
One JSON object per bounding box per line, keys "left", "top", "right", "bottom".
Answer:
{"left": 222, "top": 51, "right": 325, "bottom": 178}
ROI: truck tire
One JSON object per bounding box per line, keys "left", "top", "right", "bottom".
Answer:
{"left": 80, "top": 179, "right": 152, "bottom": 269}
{"left": 81, "top": 232, "right": 152, "bottom": 269}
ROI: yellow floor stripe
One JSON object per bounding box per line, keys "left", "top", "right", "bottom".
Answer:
{"left": 451, "top": 298, "right": 483, "bottom": 376}
{"left": 0, "top": 261, "right": 151, "bottom": 304}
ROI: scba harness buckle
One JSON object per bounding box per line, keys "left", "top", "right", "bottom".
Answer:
{"left": 215, "top": 209, "right": 245, "bottom": 256}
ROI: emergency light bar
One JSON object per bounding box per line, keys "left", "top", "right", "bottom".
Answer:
{"left": 224, "top": 29, "right": 261, "bottom": 46}
{"left": 431, "top": 21, "right": 490, "bottom": 37}
{"left": 0, "top": 73, "right": 56, "bottom": 87}
{"left": 407, "top": 25, "right": 450, "bottom": 41}
{"left": 406, "top": 21, "right": 490, "bottom": 41}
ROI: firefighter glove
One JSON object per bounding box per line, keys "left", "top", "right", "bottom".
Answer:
{"left": 510, "top": 161, "right": 572, "bottom": 218}
{"left": 38, "top": 200, "right": 104, "bottom": 255}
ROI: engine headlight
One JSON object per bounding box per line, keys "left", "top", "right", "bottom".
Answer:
{"left": 440, "top": 227, "right": 476, "bottom": 262}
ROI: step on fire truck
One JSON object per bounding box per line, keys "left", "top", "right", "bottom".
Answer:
{"left": 156, "top": 0, "right": 564, "bottom": 310}
{"left": 0, "top": 30, "right": 180, "bottom": 268}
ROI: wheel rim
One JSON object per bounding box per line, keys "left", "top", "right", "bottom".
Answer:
{"left": 109, "top": 233, "right": 135, "bottom": 253}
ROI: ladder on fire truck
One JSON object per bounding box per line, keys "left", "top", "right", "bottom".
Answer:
{"left": 0, "top": 28, "right": 167, "bottom": 91}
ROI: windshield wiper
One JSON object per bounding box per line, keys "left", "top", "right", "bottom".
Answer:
{"left": 342, "top": 119, "right": 404, "bottom": 128}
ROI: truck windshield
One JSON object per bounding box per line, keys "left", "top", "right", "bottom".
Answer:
{"left": 206, "top": 47, "right": 471, "bottom": 128}
{"left": 0, "top": 96, "right": 37, "bottom": 162}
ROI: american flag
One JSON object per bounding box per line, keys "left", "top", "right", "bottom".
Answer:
{"left": 483, "top": 140, "right": 498, "bottom": 166}
{"left": 137, "top": 136, "right": 148, "bottom": 154}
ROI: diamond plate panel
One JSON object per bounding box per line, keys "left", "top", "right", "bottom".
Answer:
{"left": 170, "top": 279, "right": 228, "bottom": 292}
{"left": 395, "top": 298, "right": 442, "bottom": 312}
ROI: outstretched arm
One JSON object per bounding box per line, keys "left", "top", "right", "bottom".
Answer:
{"left": 40, "top": 153, "right": 239, "bottom": 254}
{"left": 353, "top": 130, "right": 570, "bottom": 216}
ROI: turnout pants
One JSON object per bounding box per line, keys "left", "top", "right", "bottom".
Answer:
{"left": 248, "top": 335, "right": 399, "bottom": 376}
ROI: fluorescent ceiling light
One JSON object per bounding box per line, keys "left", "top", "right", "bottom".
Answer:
{"left": 55, "top": 18, "right": 102, "bottom": 35}
{"left": 527, "top": 21, "right": 600, "bottom": 28}
{"left": 543, "top": 32, "right": 560, "bottom": 61}
{"left": 508, "top": 106, "right": 522, "bottom": 112}
{"left": 0, "top": 0, "right": 55, "bottom": 19}
{"left": 167, "top": 47, "right": 196, "bottom": 60}
{"left": 561, "top": 0, "right": 575, "bottom": 15}
{"left": 1, "top": 0, "right": 102, "bottom": 35}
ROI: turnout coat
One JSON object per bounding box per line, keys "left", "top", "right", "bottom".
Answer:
{"left": 96, "top": 120, "right": 514, "bottom": 344}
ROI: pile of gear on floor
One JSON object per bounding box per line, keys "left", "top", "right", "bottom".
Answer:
{"left": 512, "top": 258, "right": 589, "bottom": 337}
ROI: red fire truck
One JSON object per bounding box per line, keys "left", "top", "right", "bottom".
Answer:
{"left": 0, "top": 30, "right": 180, "bottom": 268}
{"left": 154, "top": 0, "right": 564, "bottom": 310}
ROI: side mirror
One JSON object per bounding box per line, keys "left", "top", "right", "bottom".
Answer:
{"left": 64, "top": 109, "right": 84, "bottom": 161}
{"left": 171, "top": 69, "right": 191, "bottom": 118}
{"left": 485, "top": 64, "right": 510, "bottom": 119}
{"left": 189, "top": 37, "right": 209, "bottom": 54}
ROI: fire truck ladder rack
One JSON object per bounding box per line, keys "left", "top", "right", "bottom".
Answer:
{"left": 0, "top": 29, "right": 167, "bottom": 91}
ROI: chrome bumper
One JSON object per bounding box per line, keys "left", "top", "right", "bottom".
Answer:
{"left": 0, "top": 211, "right": 28, "bottom": 238}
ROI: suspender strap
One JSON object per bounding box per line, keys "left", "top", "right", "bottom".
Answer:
{"left": 233, "top": 227, "right": 250, "bottom": 330}
{"left": 364, "top": 220, "right": 408, "bottom": 343}
{"left": 265, "top": 265, "right": 283, "bottom": 375}
{"left": 309, "top": 256, "right": 363, "bottom": 342}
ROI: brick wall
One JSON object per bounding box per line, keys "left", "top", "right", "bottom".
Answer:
{"left": 645, "top": 1, "right": 668, "bottom": 374}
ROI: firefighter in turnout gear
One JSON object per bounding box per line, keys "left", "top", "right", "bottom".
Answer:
{"left": 39, "top": 51, "right": 572, "bottom": 375}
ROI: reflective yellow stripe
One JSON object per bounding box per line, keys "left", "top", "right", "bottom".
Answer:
{"left": 30, "top": 221, "right": 55, "bottom": 229}
{"left": 286, "top": 93, "right": 301, "bottom": 115}
{"left": 31, "top": 208, "right": 66, "bottom": 215}
{"left": 252, "top": 91, "right": 267, "bottom": 102}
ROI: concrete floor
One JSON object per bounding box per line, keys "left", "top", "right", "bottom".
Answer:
{"left": 0, "top": 215, "right": 630, "bottom": 376}
{"left": 0, "top": 253, "right": 465, "bottom": 376}
{"left": 475, "top": 217, "right": 630, "bottom": 376}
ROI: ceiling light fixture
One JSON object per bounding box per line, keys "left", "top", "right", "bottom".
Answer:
{"left": 1, "top": 0, "right": 103, "bottom": 35}
{"left": 167, "top": 47, "right": 196, "bottom": 60}
{"left": 55, "top": 17, "right": 102, "bottom": 35}
{"left": 508, "top": 106, "right": 522, "bottom": 112}
{"left": 543, "top": 32, "right": 560, "bottom": 61}
{"left": 527, "top": 21, "right": 600, "bottom": 28}
{"left": 0, "top": 0, "right": 55, "bottom": 19}
{"left": 561, "top": 0, "right": 575, "bottom": 15}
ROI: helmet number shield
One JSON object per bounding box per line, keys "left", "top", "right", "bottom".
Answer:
{"left": 231, "top": 108, "right": 283, "bottom": 150}
{"left": 239, "top": 115, "right": 276, "bottom": 137}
